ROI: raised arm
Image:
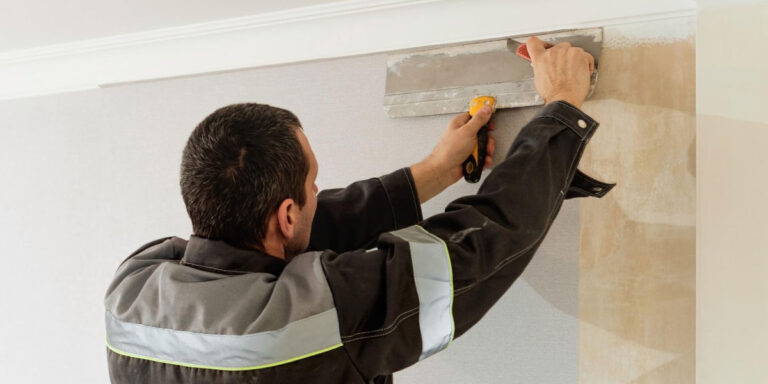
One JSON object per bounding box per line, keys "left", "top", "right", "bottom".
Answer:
{"left": 322, "top": 101, "right": 610, "bottom": 380}
{"left": 318, "top": 38, "right": 613, "bottom": 381}
{"left": 307, "top": 169, "right": 423, "bottom": 253}
{"left": 307, "top": 109, "right": 497, "bottom": 253}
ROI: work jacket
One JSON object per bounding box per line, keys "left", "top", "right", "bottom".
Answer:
{"left": 105, "top": 101, "right": 613, "bottom": 383}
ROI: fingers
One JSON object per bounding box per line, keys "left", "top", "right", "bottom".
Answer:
{"left": 487, "top": 134, "right": 496, "bottom": 156}
{"left": 479, "top": 134, "right": 495, "bottom": 169}
{"left": 564, "top": 46, "right": 594, "bottom": 73}
{"left": 488, "top": 135, "right": 495, "bottom": 154}
{"left": 484, "top": 136, "right": 495, "bottom": 169}
{"left": 526, "top": 36, "right": 547, "bottom": 62}
{"left": 559, "top": 45, "right": 595, "bottom": 74}
{"left": 461, "top": 107, "right": 492, "bottom": 135}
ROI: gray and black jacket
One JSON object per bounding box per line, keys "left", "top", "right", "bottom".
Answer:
{"left": 105, "top": 101, "right": 613, "bottom": 383}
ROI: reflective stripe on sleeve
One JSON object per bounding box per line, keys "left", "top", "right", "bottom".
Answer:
{"left": 105, "top": 309, "right": 343, "bottom": 371}
{"left": 391, "top": 225, "right": 454, "bottom": 360}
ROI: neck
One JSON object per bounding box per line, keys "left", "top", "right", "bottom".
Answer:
{"left": 259, "top": 235, "right": 285, "bottom": 260}
{"left": 258, "top": 216, "right": 286, "bottom": 260}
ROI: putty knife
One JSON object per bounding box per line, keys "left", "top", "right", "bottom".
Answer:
{"left": 383, "top": 28, "right": 602, "bottom": 118}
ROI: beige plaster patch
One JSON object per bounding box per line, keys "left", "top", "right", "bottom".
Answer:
{"left": 578, "top": 20, "right": 696, "bottom": 384}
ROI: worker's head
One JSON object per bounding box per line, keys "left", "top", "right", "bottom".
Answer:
{"left": 180, "top": 103, "right": 319, "bottom": 259}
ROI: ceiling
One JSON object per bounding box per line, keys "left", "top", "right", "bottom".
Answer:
{"left": 0, "top": 0, "right": 336, "bottom": 52}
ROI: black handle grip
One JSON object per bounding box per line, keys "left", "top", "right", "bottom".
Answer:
{"left": 462, "top": 125, "right": 489, "bottom": 183}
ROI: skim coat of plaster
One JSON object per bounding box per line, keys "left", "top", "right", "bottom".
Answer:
{"left": 577, "top": 17, "right": 696, "bottom": 384}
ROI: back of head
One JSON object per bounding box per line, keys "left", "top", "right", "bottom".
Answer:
{"left": 180, "top": 103, "right": 308, "bottom": 249}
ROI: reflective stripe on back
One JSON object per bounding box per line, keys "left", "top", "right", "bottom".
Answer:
{"left": 105, "top": 250, "right": 343, "bottom": 370}
{"left": 106, "top": 309, "right": 342, "bottom": 370}
{"left": 391, "top": 225, "right": 454, "bottom": 360}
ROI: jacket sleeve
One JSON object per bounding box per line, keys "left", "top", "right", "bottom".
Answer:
{"left": 308, "top": 168, "right": 423, "bottom": 253}
{"left": 320, "top": 101, "right": 612, "bottom": 380}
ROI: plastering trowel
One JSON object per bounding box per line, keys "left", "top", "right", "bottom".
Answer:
{"left": 383, "top": 28, "right": 603, "bottom": 118}
{"left": 384, "top": 28, "right": 603, "bottom": 182}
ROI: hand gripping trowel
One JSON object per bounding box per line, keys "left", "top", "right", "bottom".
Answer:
{"left": 383, "top": 28, "right": 603, "bottom": 182}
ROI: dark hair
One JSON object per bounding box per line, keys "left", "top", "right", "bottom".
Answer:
{"left": 180, "top": 103, "right": 308, "bottom": 248}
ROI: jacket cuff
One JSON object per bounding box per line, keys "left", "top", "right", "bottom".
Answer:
{"left": 378, "top": 168, "right": 424, "bottom": 228}
{"left": 536, "top": 101, "right": 615, "bottom": 199}
{"left": 536, "top": 100, "right": 599, "bottom": 141}
{"left": 565, "top": 169, "right": 615, "bottom": 199}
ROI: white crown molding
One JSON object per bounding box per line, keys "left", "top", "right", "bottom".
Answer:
{"left": 0, "top": 0, "right": 440, "bottom": 64}
{"left": 0, "top": 0, "right": 696, "bottom": 100}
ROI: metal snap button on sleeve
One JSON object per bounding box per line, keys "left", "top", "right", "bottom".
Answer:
{"left": 577, "top": 119, "right": 587, "bottom": 129}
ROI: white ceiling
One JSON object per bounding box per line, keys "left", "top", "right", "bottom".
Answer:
{"left": 0, "top": 0, "right": 336, "bottom": 52}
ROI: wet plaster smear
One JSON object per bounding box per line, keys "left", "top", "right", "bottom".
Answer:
{"left": 577, "top": 17, "right": 696, "bottom": 384}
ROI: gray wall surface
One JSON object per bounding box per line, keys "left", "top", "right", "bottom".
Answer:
{"left": 0, "top": 53, "right": 578, "bottom": 383}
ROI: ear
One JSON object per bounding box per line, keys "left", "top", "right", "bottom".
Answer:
{"left": 276, "top": 198, "right": 297, "bottom": 242}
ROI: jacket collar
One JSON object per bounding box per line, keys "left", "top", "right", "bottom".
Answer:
{"left": 180, "top": 235, "right": 286, "bottom": 276}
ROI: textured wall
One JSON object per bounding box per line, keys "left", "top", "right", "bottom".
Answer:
{"left": 578, "top": 18, "right": 697, "bottom": 383}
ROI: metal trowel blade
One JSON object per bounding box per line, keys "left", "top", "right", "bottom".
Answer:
{"left": 383, "top": 28, "right": 602, "bottom": 118}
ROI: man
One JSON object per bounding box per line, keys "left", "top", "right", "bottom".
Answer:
{"left": 105, "top": 37, "right": 613, "bottom": 383}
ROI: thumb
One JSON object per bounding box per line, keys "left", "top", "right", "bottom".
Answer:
{"left": 526, "top": 36, "right": 547, "bottom": 62}
{"left": 461, "top": 107, "right": 492, "bottom": 135}
{"left": 449, "top": 111, "right": 471, "bottom": 129}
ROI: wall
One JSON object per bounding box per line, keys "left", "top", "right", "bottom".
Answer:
{"left": 0, "top": 52, "right": 580, "bottom": 383}
{"left": 0, "top": 14, "right": 700, "bottom": 384}
{"left": 697, "top": 1, "right": 768, "bottom": 383}
{"left": 578, "top": 17, "right": 697, "bottom": 383}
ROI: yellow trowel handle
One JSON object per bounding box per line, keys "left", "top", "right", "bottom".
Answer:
{"left": 462, "top": 96, "right": 496, "bottom": 183}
